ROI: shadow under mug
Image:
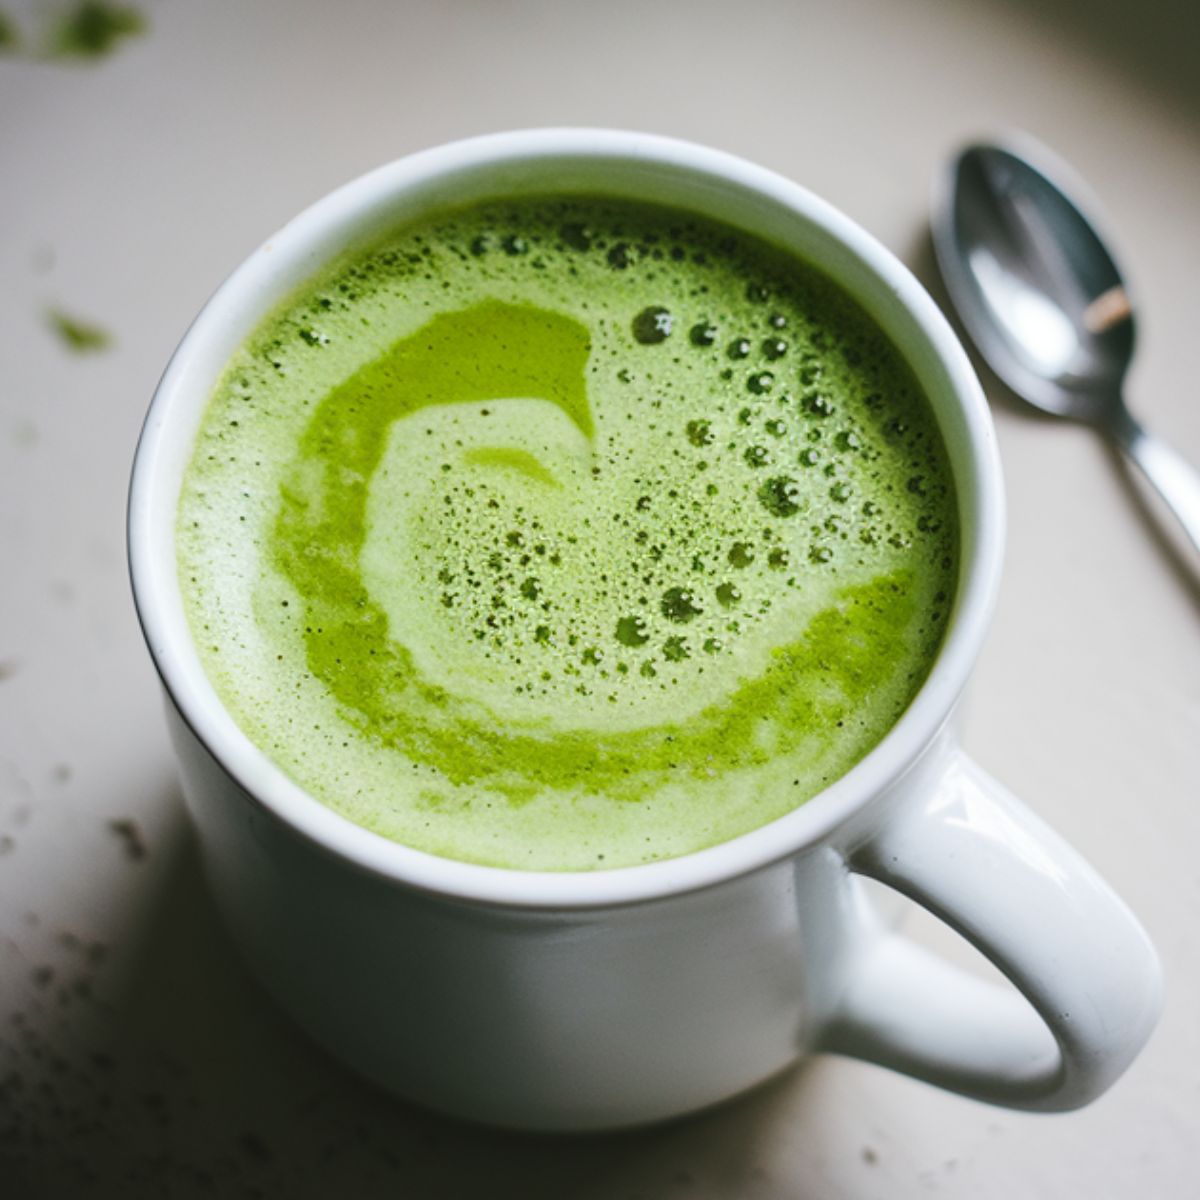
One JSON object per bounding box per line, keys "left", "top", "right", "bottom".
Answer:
{"left": 128, "top": 129, "right": 1162, "bottom": 1131}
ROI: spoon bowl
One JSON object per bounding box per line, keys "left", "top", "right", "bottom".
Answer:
{"left": 932, "top": 134, "right": 1200, "bottom": 556}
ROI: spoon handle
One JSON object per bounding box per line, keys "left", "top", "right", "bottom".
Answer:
{"left": 1110, "top": 412, "right": 1200, "bottom": 556}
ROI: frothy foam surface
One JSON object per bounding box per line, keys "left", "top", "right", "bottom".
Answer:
{"left": 177, "top": 197, "right": 958, "bottom": 870}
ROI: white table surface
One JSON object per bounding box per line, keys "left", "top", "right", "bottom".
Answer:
{"left": 2, "top": 0, "right": 1198, "bottom": 1194}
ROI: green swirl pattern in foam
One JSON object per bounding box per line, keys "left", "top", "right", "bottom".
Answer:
{"left": 177, "top": 197, "right": 958, "bottom": 870}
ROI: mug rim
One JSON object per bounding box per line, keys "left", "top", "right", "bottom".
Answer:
{"left": 128, "top": 128, "right": 1003, "bottom": 909}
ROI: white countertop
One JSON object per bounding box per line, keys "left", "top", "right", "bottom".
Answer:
{"left": 2, "top": 0, "right": 1198, "bottom": 1194}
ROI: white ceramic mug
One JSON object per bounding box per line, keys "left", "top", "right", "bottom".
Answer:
{"left": 128, "top": 130, "right": 1162, "bottom": 1131}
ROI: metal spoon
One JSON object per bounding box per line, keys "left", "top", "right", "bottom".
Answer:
{"left": 932, "top": 135, "right": 1200, "bottom": 555}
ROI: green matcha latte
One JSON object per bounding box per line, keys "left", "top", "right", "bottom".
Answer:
{"left": 177, "top": 196, "right": 958, "bottom": 870}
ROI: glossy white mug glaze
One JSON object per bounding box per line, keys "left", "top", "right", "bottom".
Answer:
{"left": 128, "top": 129, "right": 1161, "bottom": 1130}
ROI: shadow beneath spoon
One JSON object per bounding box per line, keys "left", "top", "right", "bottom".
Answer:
{"left": 1105, "top": 451, "right": 1200, "bottom": 609}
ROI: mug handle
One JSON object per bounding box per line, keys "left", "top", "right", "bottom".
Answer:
{"left": 821, "top": 742, "right": 1162, "bottom": 1110}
